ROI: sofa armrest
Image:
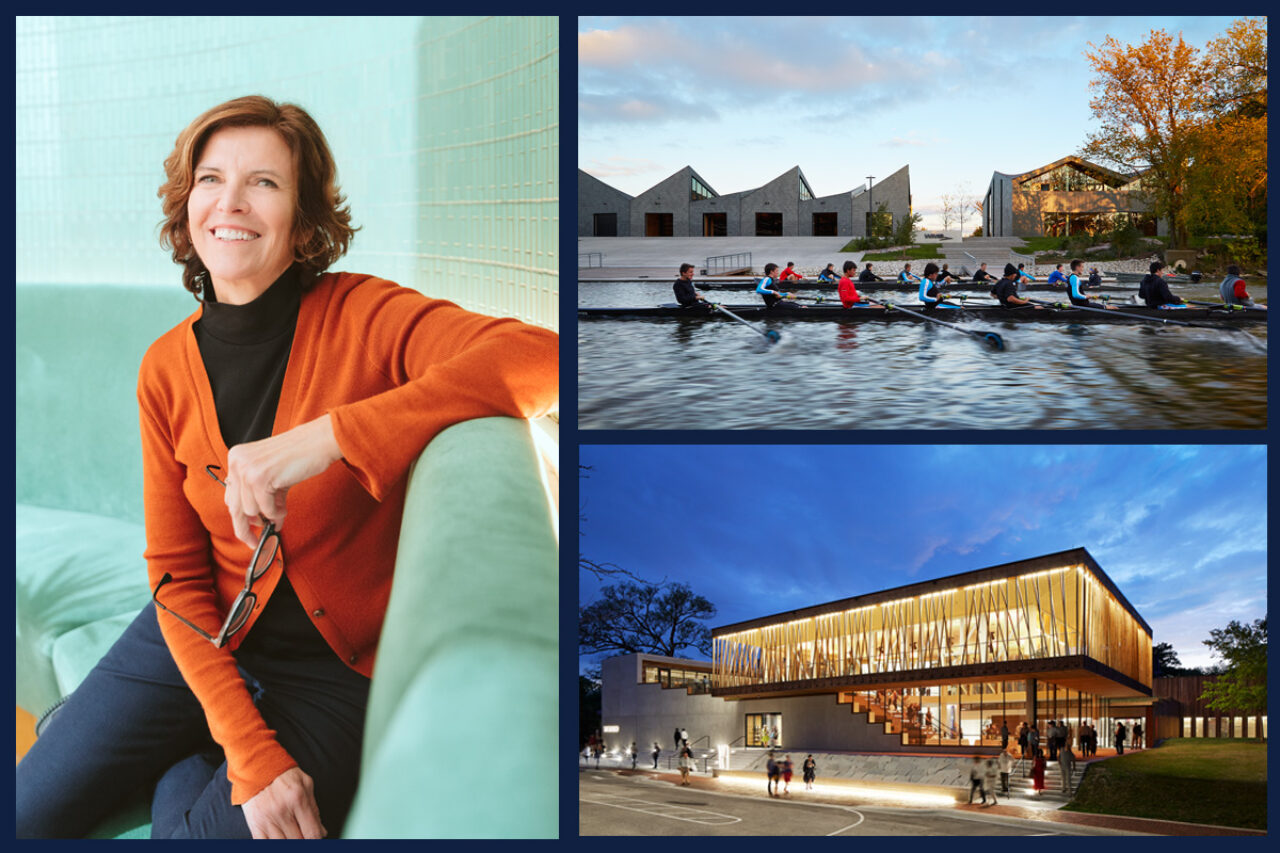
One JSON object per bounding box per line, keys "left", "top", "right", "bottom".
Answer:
{"left": 343, "top": 417, "right": 557, "bottom": 839}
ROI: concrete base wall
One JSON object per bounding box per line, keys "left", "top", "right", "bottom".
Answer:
{"left": 729, "top": 751, "right": 978, "bottom": 789}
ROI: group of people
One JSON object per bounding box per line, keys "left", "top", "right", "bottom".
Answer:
{"left": 967, "top": 754, "right": 1014, "bottom": 806}
{"left": 672, "top": 258, "right": 1265, "bottom": 317}
{"left": 764, "top": 752, "right": 817, "bottom": 796}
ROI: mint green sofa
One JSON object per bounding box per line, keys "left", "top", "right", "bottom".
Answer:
{"left": 16, "top": 283, "right": 558, "bottom": 838}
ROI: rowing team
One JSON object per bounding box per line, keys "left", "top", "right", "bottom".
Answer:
{"left": 673, "top": 260, "right": 1266, "bottom": 312}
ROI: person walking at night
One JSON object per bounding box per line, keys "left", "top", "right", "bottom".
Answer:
{"left": 652, "top": 741, "right": 661, "bottom": 769}
{"left": 677, "top": 744, "right": 693, "bottom": 786}
{"left": 1115, "top": 721, "right": 1127, "bottom": 755}
{"left": 781, "top": 754, "right": 794, "bottom": 794}
{"left": 1000, "top": 720, "right": 1010, "bottom": 750}
{"left": 766, "top": 752, "right": 781, "bottom": 797}
{"left": 967, "top": 756, "right": 984, "bottom": 804}
{"left": 803, "top": 755, "right": 817, "bottom": 791}
{"left": 998, "top": 747, "right": 1014, "bottom": 794}
{"left": 1017, "top": 722, "right": 1029, "bottom": 758}
{"left": 982, "top": 759, "right": 999, "bottom": 806}
{"left": 1133, "top": 721, "right": 1143, "bottom": 750}
{"left": 1059, "top": 744, "right": 1076, "bottom": 796}
{"left": 1031, "top": 750, "right": 1046, "bottom": 796}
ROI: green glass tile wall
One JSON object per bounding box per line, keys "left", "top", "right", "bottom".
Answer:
{"left": 16, "top": 16, "right": 558, "bottom": 330}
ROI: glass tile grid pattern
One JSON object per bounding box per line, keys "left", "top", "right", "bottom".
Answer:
{"left": 16, "top": 16, "right": 557, "bottom": 330}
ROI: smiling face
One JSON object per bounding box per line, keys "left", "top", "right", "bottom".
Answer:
{"left": 188, "top": 125, "right": 298, "bottom": 304}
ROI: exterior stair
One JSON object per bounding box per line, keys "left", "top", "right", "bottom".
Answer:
{"left": 995, "top": 757, "right": 1089, "bottom": 803}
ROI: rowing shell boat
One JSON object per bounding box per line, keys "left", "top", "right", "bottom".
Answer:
{"left": 580, "top": 279, "right": 1131, "bottom": 293}
{"left": 578, "top": 303, "right": 1268, "bottom": 324}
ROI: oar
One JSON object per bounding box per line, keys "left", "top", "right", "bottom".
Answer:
{"left": 863, "top": 297, "right": 1005, "bottom": 350}
{"left": 1184, "top": 299, "right": 1265, "bottom": 312}
{"left": 1027, "top": 297, "right": 1204, "bottom": 326}
{"left": 708, "top": 302, "right": 781, "bottom": 343}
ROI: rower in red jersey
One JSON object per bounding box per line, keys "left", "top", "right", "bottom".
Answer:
{"left": 837, "top": 260, "right": 865, "bottom": 308}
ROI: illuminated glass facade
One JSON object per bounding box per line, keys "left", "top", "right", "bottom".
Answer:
{"left": 711, "top": 549, "right": 1153, "bottom": 750}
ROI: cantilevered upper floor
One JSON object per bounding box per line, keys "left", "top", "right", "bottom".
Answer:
{"left": 711, "top": 548, "right": 1152, "bottom": 700}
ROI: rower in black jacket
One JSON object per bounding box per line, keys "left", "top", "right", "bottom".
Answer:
{"left": 673, "top": 262, "right": 713, "bottom": 312}
{"left": 1137, "top": 260, "right": 1185, "bottom": 308}
{"left": 858, "top": 263, "right": 883, "bottom": 283}
{"left": 992, "top": 263, "right": 1032, "bottom": 309}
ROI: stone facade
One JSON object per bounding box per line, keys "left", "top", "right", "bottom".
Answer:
{"left": 579, "top": 165, "right": 913, "bottom": 238}
{"left": 577, "top": 169, "right": 633, "bottom": 237}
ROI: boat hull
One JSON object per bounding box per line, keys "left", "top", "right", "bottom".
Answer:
{"left": 578, "top": 303, "right": 1268, "bottom": 324}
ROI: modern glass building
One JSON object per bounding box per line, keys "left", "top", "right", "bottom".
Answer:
{"left": 710, "top": 548, "right": 1152, "bottom": 750}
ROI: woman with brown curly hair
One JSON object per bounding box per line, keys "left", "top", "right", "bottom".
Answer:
{"left": 15, "top": 95, "right": 558, "bottom": 839}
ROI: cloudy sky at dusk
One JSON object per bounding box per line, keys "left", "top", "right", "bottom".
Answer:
{"left": 578, "top": 15, "right": 1248, "bottom": 230}
{"left": 579, "top": 444, "right": 1266, "bottom": 672}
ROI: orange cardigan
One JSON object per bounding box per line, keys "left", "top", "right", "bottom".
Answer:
{"left": 137, "top": 272, "right": 558, "bottom": 803}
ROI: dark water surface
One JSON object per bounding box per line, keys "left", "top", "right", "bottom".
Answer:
{"left": 578, "top": 282, "right": 1268, "bottom": 430}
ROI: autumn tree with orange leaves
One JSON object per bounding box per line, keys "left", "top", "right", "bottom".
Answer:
{"left": 1081, "top": 18, "right": 1267, "bottom": 250}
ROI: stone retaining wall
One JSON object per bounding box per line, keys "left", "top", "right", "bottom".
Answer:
{"left": 733, "top": 751, "right": 989, "bottom": 788}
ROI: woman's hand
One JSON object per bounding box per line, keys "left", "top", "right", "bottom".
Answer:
{"left": 224, "top": 414, "right": 343, "bottom": 548}
{"left": 241, "top": 766, "right": 326, "bottom": 839}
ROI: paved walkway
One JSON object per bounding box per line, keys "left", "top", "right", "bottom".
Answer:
{"left": 584, "top": 765, "right": 1265, "bottom": 836}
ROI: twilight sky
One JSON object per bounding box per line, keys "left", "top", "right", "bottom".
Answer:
{"left": 578, "top": 15, "right": 1247, "bottom": 230}
{"left": 579, "top": 445, "right": 1266, "bottom": 672}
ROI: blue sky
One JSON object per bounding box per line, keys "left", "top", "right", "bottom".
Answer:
{"left": 579, "top": 445, "right": 1266, "bottom": 672}
{"left": 578, "top": 15, "right": 1248, "bottom": 230}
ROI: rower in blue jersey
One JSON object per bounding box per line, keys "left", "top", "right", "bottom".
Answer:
{"left": 898, "top": 263, "right": 921, "bottom": 285}
{"left": 917, "top": 262, "right": 942, "bottom": 311}
{"left": 1066, "top": 258, "right": 1116, "bottom": 309}
{"left": 1046, "top": 264, "right": 1068, "bottom": 287}
{"left": 756, "top": 262, "right": 800, "bottom": 310}
{"left": 817, "top": 263, "right": 839, "bottom": 282}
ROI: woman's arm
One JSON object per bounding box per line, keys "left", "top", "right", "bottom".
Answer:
{"left": 137, "top": 362, "right": 298, "bottom": 805}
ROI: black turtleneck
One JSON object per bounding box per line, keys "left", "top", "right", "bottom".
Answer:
{"left": 192, "top": 265, "right": 301, "bottom": 449}
{"left": 191, "top": 266, "right": 359, "bottom": 671}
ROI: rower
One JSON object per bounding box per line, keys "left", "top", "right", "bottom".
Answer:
{"left": 817, "top": 263, "right": 839, "bottom": 282}
{"left": 859, "top": 262, "right": 884, "bottom": 283}
{"left": 1219, "top": 264, "right": 1267, "bottom": 310}
{"left": 899, "top": 263, "right": 921, "bottom": 285}
{"left": 756, "top": 263, "right": 800, "bottom": 310}
{"left": 1016, "top": 263, "right": 1036, "bottom": 288}
{"left": 1138, "top": 261, "right": 1186, "bottom": 308}
{"left": 672, "top": 262, "right": 713, "bottom": 313}
{"left": 779, "top": 261, "right": 805, "bottom": 282}
{"left": 1046, "top": 264, "right": 1068, "bottom": 287}
{"left": 1066, "top": 259, "right": 1114, "bottom": 309}
{"left": 992, "top": 263, "right": 1033, "bottom": 309}
{"left": 971, "top": 262, "right": 997, "bottom": 284}
{"left": 938, "top": 263, "right": 961, "bottom": 285}
{"left": 1088, "top": 267, "right": 1103, "bottom": 288}
{"left": 917, "top": 262, "right": 942, "bottom": 311}
{"left": 837, "top": 260, "right": 865, "bottom": 308}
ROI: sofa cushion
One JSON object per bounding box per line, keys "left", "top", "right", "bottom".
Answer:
{"left": 343, "top": 417, "right": 557, "bottom": 838}
{"left": 50, "top": 611, "right": 141, "bottom": 699}
{"left": 16, "top": 504, "right": 151, "bottom": 714}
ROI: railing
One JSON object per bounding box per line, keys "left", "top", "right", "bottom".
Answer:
{"left": 705, "top": 252, "right": 752, "bottom": 274}
{"left": 578, "top": 252, "right": 603, "bottom": 268}
{"left": 1009, "top": 248, "right": 1034, "bottom": 267}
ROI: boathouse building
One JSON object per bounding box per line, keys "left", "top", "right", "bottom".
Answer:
{"left": 601, "top": 548, "right": 1166, "bottom": 755}
{"left": 983, "top": 155, "right": 1165, "bottom": 239}
{"left": 579, "top": 165, "right": 912, "bottom": 239}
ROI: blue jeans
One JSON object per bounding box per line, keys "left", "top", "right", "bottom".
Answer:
{"left": 16, "top": 600, "right": 369, "bottom": 838}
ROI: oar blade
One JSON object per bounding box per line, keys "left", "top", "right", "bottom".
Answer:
{"left": 766, "top": 329, "right": 781, "bottom": 343}
{"left": 981, "top": 331, "right": 1005, "bottom": 351}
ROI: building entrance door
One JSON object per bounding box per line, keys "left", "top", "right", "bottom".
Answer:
{"left": 703, "top": 212, "right": 727, "bottom": 236}
{"left": 755, "top": 212, "right": 783, "bottom": 236}
{"left": 746, "top": 713, "right": 783, "bottom": 748}
{"left": 812, "top": 212, "right": 837, "bottom": 236}
{"left": 645, "top": 212, "right": 674, "bottom": 236}
{"left": 593, "top": 212, "right": 617, "bottom": 236}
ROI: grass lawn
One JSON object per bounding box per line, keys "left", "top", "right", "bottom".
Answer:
{"left": 1064, "top": 739, "right": 1266, "bottom": 830}
{"left": 1013, "top": 236, "right": 1062, "bottom": 255}
{"left": 858, "top": 244, "right": 943, "bottom": 260}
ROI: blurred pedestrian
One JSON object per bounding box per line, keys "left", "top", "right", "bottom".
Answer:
{"left": 998, "top": 747, "right": 1014, "bottom": 794}
{"left": 652, "top": 741, "right": 661, "bottom": 769}
{"left": 766, "top": 752, "right": 781, "bottom": 797}
{"left": 967, "top": 756, "right": 984, "bottom": 804}
{"left": 782, "top": 754, "right": 794, "bottom": 794}
{"left": 982, "top": 758, "right": 1000, "bottom": 806}
{"left": 803, "top": 755, "right": 817, "bottom": 790}
{"left": 629, "top": 741, "right": 638, "bottom": 769}
{"left": 678, "top": 744, "right": 693, "bottom": 786}
{"left": 1031, "top": 751, "right": 1046, "bottom": 796}
{"left": 1060, "top": 745, "right": 1076, "bottom": 795}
